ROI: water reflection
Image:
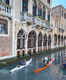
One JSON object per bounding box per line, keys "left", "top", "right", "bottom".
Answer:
{"left": 0, "top": 50, "right": 66, "bottom": 80}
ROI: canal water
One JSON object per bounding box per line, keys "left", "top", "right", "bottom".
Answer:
{"left": 0, "top": 50, "right": 66, "bottom": 80}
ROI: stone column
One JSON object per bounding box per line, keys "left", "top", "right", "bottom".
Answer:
{"left": 60, "top": 36, "right": 62, "bottom": 47}
{"left": 25, "top": 33, "right": 28, "bottom": 54}
{"left": 50, "top": 11, "right": 52, "bottom": 26}
{"left": 47, "top": 34, "right": 48, "bottom": 50}
{"left": 28, "top": 0, "right": 33, "bottom": 15}
{"left": 20, "top": 0, "right": 23, "bottom": 13}
{"left": 42, "top": 5, "right": 43, "bottom": 18}
{"left": 56, "top": 35, "right": 58, "bottom": 48}
{"left": 51, "top": 34, "right": 54, "bottom": 49}
{"left": 36, "top": 3, "right": 38, "bottom": 16}
{"left": 12, "top": 0, "right": 16, "bottom": 56}
{"left": 36, "top": 33, "right": 38, "bottom": 52}
{"left": 42, "top": 36, "right": 44, "bottom": 51}
{"left": 51, "top": 29, "right": 56, "bottom": 49}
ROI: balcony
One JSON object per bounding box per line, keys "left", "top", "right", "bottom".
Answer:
{"left": 20, "top": 13, "right": 51, "bottom": 30}
{"left": 20, "top": 13, "right": 33, "bottom": 24}
{"left": 34, "top": 17, "right": 41, "bottom": 26}
{"left": 41, "top": 20, "right": 46, "bottom": 28}
{"left": 0, "top": 2, "right": 12, "bottom": 19}
{"left": 32, "top": 17, "right": 50, "bottom": 29}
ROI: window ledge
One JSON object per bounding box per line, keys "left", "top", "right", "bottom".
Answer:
{"left": 0, "top": 34, "right": 9, "bottom": 37}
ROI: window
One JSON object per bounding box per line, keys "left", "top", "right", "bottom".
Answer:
{"left": 33, "top": 0, "right": 37, "bottom": 16}
{"left": 2, "top": 0, "right": 9, "bottom": 5}
{"left": 40, "top": 8, "right": 42, "bottom": 17}
{"left": 43, "top": 7, "right": 46, "bottom": 20}
{"left": 0, "top": 19, "right": 8, "bottom": 34}
{"left": 48, "top": 14, "right": 50, "bottom": 22}
{"left": 22, "top": 0, "right": 28, "bottom": 13}
{"left": 38, "top": 5, "right": 42, "bottom": 17}
{"left": 62, "top": 9, "right": 64, "bottom": 17}
{"left": 5, "top": 0, "right": 9, "bottom": 4}
{"left": 47, "top": 0, "right": 50, "bottom": 4}
{"left": 43, "top": 11, "right": 45, "bottom": 20}
{"left": 17, "top": 29, "right": 25, "bottom": 49}
{"left": 64, "top": 13, "right": 66, "bottom": 19}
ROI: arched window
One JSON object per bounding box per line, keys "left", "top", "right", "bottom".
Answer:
{"left": 28, "top": 31, "right": 36, "bottom": 48}
{"left": 48, "top": 35, "right": 51, "bottom": 46}
{"left": 61, "top": 35, "right": 63, "bottom": 44}
{"left": 54, "top": 34, "right": 57, "bottom": 45}
{"left": 58, "top": 35, "right": 60, "bottom": 45}
{"left": 33, "top": 0, "right": 37, "bottom": 16}
{"left": 38, "top": 32, "right": 42, "bottom": 47}
{"left": 22, "top": 0, "right": 28, "bottom": 13}
{"left": 17, "top": 29, "right": 25, "bottom": 49}
{"left": 43, "top": 34, "right": 47, "bottom": 46}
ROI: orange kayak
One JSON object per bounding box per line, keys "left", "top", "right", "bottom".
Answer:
{"left": 34, "top": 58, "right": 54, "bottom": 74}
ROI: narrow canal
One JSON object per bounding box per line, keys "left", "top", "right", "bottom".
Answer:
{"left": 0, "top": 50, "right": 66, "bottom": 80}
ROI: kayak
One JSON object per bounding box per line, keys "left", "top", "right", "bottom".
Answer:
{"left": 10, "top": 58, "right": 32, "bottom": 72}
{"left": 34, "top": 58, "right": 55, "bottom": 74}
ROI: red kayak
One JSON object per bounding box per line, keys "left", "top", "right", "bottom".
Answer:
{"left": 34, "top": 58, "right": 55, "bottom": 74}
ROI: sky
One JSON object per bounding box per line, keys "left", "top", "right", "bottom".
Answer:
{"left": 52, "top": 0, "right": 66, "bottom": 8}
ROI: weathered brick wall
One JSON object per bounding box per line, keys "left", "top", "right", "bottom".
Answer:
{"left": 0, "top": 19, "right": 12, "bottom": 56}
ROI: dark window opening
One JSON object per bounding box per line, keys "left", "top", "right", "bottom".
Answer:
{"left": 0, "top": 19, "right": 8, "bottom": 34}
{"left": 22, "top": 0, "right": 28, "bottom": 13}
{"left": 33, "top": 0, "right": 37, "bottom": 16}
{"left": 17, "top": 29, "right": 25, "bottom": 49}
{"left": 47, "top": 0, "right": 50, "bottom": 4}
{"left": 43, "top": 11, "right": 45, "bottom": 20}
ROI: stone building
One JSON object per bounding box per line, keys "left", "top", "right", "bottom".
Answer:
{"left": 3, "top": 0, "right": 66, "bottom": 57}
{"left": 12, "top": 0, "right": 52, "bottom": 56}
{"left": 0, "top": 0, "right": 52, "bottom": 57}
{"left": 0, "top": 0, "right": 12, "bottom": 56}
{"left": 51, "top": 5, "right": 66, "bottom": 49}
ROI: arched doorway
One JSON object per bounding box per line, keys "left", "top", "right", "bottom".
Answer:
{"left": 38, "top": 32, "right": 42, "bottom": 51}
{"left": 28, "top": 31, "right": 36, "bottom": 53}
{"left": 54, "top": 34, "right": 57, "bottom": 45}
{"left": 17, "top": 29, "right": 25, "bottom": 54}
{"left": 48, "top": 35, "right": 51, "bottom": 49}
{"left": 43, "top": 34, "right": 47, "bottom": 50}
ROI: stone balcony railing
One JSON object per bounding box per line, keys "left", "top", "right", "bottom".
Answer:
{"left": 20, "top": 13, "right": 33, "bottom": 24}
{"left": 0, "top": 2, "right": 12, "bottom": 18}
{"left": 20, "top": 13, "right": 51, "bottom": 29}
{"left": 33, "top": 16, "right": 50, "bottom": 29}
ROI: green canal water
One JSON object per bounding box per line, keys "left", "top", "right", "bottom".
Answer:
{"left": 0, "top": 50, "right": 66, "bottom": 80}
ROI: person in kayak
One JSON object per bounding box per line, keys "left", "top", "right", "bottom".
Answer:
{"left": 39, "top": 57, "right": 49, "bottom": 68}
{"left": 18, "top": 59, "right": 26, "bottom": 65}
